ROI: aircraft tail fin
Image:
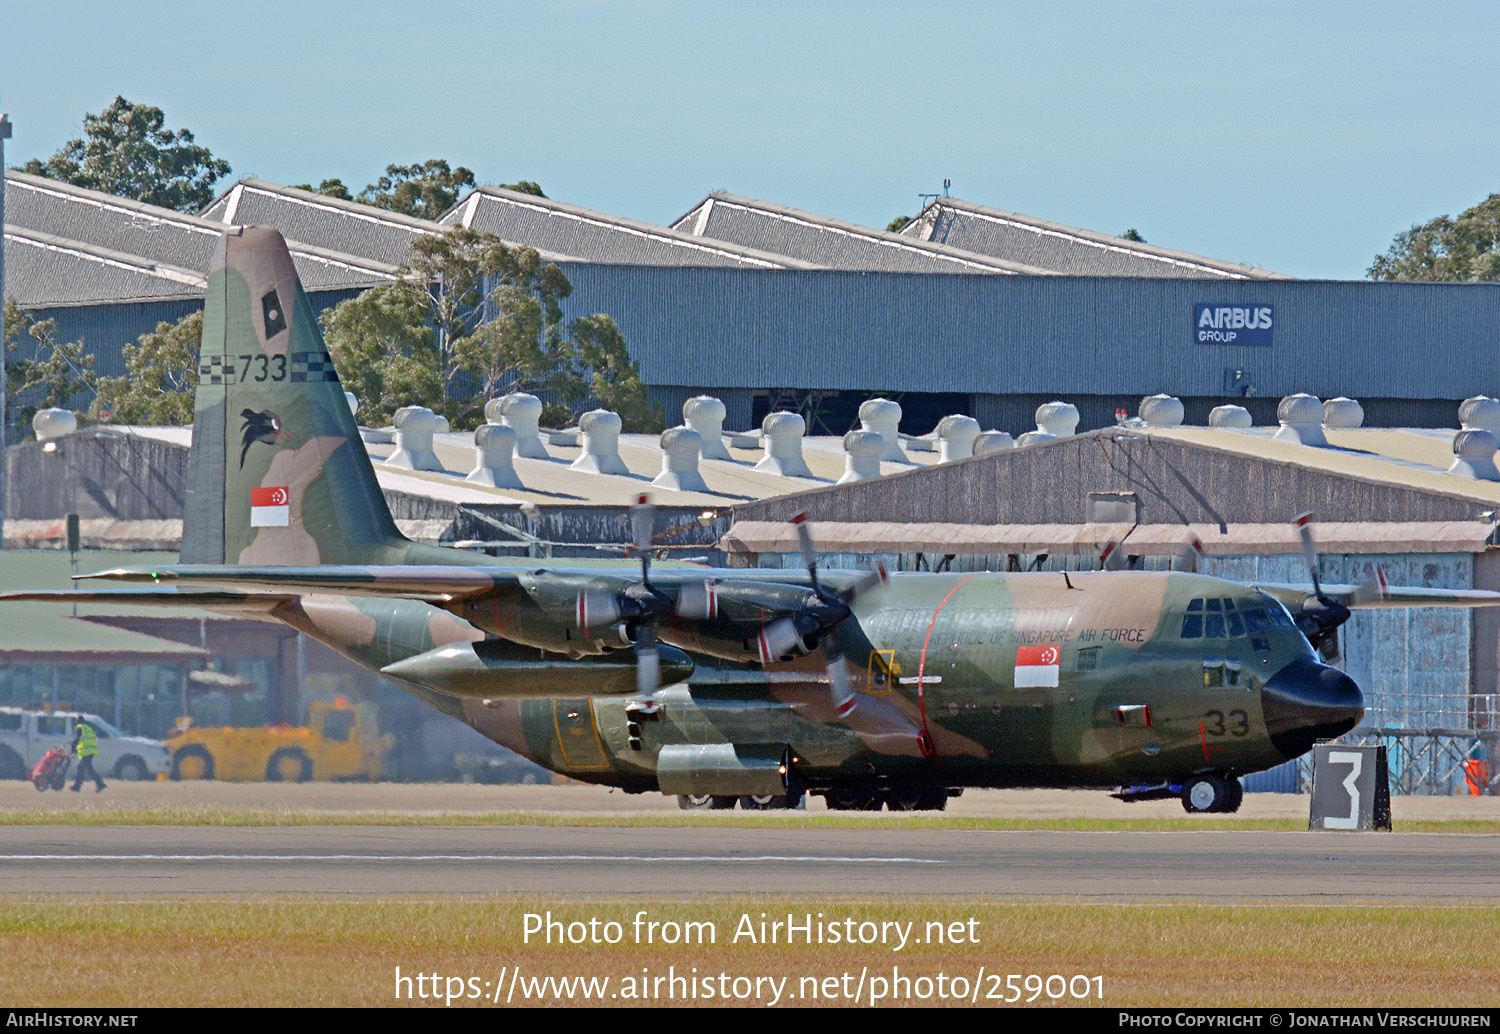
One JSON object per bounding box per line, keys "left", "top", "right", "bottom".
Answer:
{"left": 182, "top": 226, "right": 410, "bottom": 566}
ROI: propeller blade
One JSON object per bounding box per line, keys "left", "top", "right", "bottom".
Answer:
{"left": 827, "top": 653, "right": 856, "bottom": 718}
{"left": 635, "top": 619, "right": 661, "bottom": 699}
{"left": 1100, "top": 539, "right": 1125, "bottom": 570}
{"left": 848, "top": 562, "right": 889, "bottom": 601}
{"left": 575, "top": 590, "right": 622, "bottom": 628}
{"left": 675, "top": 579, "right": 719, "bottom": 621}
{"left": 791, "top": 512, "right": 821, "bottom": 595}
{"left": 1172, "top": 533, "right": 1206, "bottom": 572}
{"left": 1351, "top": 565, "right": 1391, "bottom": 607}
{"left": 632, "top": 494, "right": 654, "bottom": 583}
{"left": 756, "top": 616, "right": 804, "bottom": 665}
{"left": 1294, "top": 511, "right": 1324, "bottom": 598}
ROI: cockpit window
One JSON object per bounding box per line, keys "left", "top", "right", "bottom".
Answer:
{"left": 1180, "top": 596, "right": 1260, "bottom": 639}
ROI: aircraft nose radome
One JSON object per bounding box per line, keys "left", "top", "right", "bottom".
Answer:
{"left": 1260, "top": 658, "right": 1365, "bottom": 761}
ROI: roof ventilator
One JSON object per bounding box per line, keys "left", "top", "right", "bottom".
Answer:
{"left": 652, "top": 426, "right": 710, "bottom": 492}
{"left": 838, "top": 430, "right": 885, "bottom": 483}
{"left": 1273, "top": 394, "right": 1327, "bottom": 446}
{"left": 466, "top": 423, "right": 525, "bottom": 489}
{"left": 1447, "top": 429, "right": 1500, "bottom": 481}
{"left": 1032, "top": 399, "right": 1080, "bottom": 438}
{"left": 936, "top": 415, "right": 981, "bottom": 461}
{"left": 1460, "top": 396, "right": 1500, "bottom": 437}
{"left": 1139, "top": 394, "right": 1184, "bottom": 427}
{"left": 570, "top": 409, "right": 631, "bottom": 475}
{"left": 755, "top": 411, "right": 814, "bottom": 477}
{"left": 1323, "top": 397, "right": 1364, "bottom": 429}
{"left": 488, "top": 392, "right": 550, "bottom": 459}
{"left": 683, "top": 396, "right": 733, "bottom": 460}
{"left": 858, "top": 398, "right": 908, "bottom": 462}
{"left": 1209, "top": 405, "right": 1253, "bottom": 428}
{"left": 386, "top": 406, "right": 444, "bottom": 471}
{"left": 973, "top": 431, "right": 1015, "bottom": 456}
{"left": 32, "top": 408, "right": 77, "bottom": 442}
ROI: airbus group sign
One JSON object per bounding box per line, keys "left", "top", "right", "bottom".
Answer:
{"left": 1195, "top": 303, "right": 1274, "bottom": 346}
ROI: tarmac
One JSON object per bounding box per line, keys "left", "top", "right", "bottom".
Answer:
{"left": 3, "top": 779, "right": 1497, "bottom": 821}
{"left": 3, "top": 783, "right": 1495, "bottom": 900}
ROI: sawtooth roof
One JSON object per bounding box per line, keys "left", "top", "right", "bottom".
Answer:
{"left": 3, "top": 224, "right": 205, "bottom": 305}
{"left": 899, "top": 196, "right": 1289, "bottom": 280}
{"left": 671, "top": 191, "right": 1055, "bottom": 275}
{"left": 4, "top": 173, "right": 398, "bottom": 306}
{"left": 203, "top": 178, "right": 575, "bottom": 268}
{"left": 443, "top": 185, "right": 820, "bottom": 270}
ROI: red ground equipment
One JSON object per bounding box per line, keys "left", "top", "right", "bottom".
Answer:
{"left": 30, "top": 747, "right": 72, "bottom": 791}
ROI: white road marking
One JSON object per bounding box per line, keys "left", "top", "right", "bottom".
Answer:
{"left": 1, "top": 853, "right": 944, "bottom": 864}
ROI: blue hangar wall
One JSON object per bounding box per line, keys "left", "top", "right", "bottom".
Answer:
{"left": 21, "top": 267, "right": 1500, "bottom": 434}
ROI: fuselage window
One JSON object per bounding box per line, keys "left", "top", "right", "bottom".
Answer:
{"left": 1204, "top": 612, "right": 1226, "bottom": 638}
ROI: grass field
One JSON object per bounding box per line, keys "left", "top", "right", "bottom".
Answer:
{"left": 0, "top": 805, "right": 1495, "bottom": 833}
{"left": 4, "top": 898, "right": 1496, "bottom": 1008}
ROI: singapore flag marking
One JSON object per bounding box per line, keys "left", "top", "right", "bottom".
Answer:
{"left": 250, "top": 486, "right": 290, "bottom": 527}
{"left": 1015, "top": 645, "right": 1060, "bottom": 688}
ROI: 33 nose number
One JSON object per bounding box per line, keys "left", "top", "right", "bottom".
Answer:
{"left": 1204, "top": 709, "right": 1249, "bottom": 737}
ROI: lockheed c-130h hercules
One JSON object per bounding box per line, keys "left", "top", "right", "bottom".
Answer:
{"left": 10, "top": 225, "right": 1499, "bottom": 813}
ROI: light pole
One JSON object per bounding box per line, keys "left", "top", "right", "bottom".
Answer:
{"left": 0, "top": 112, "right": 11, "bottom": 552}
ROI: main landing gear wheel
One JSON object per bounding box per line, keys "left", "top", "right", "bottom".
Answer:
{"left": 825, "top": 791, "right": 883, "bottom": 811}
{"left": 677, "top": 794, "right": 737, "bottom": 810}
{"left": 1181, "top": 775, "right": 1240, "bottom": 814}
{"left": 883, "top": 788, "right": 952, "bottom": 811}
{"left": 739, "top": 793, "right": 803, "bottom": 810}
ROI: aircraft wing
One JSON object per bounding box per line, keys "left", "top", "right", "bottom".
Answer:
{"left": 1253, "top": 582, "right": 1500, "bottom": 610}
{"left": 79, "top": 564, "right": 522, "bottom": 602}
{"left": 0, "top": 588, "right": 296, "bottom": 617}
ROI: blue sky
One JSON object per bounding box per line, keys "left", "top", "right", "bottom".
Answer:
{"left": 5, "top": 1, "right": 1497, "bottom": 279}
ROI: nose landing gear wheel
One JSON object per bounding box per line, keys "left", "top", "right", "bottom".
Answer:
{"left": 1182, "top": 775, "right": 1241, "bottom": 813}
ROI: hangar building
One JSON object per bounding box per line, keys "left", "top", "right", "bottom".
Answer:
{"left": 5, "top": 173, "right": 1499, "bottom": 438}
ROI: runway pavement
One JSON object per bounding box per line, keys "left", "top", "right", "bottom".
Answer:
{"left": 5, "top": 780, "right": 1498, "bottom": 821}
{"left": 5, "top": 823, "right": 1498, "bottom": 900}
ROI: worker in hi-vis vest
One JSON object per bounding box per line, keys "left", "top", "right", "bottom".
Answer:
{"left": 70, "top": 718, "right": 106, "bottom": 792}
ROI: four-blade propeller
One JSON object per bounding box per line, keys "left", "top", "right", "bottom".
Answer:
{"left": 1292, "top": 511, "right": 1352, "bottom": 663}
{"left": 577, "top": 500, "right": 886, "bottom": 718}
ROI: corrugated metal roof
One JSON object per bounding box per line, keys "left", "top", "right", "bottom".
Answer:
{"left": 7, "top": 170, "right": 227, "bottom": 272}
{"left": 203, "top": 179, "right": 439, "bottom": 267}
{"left": 671, "top": 192, "right": 1055, "bottom": 275}
{"left": 5, "top": 174, "right": 397, "bottom": 304}
{"left": 900, "top": 196, "right": 1289, "bottom": 279}
{"left": 722, "top": 520, "right": 1495, "bottom": 555}
{"left": 3, "top": 224, "right": 205, "bottom": 304}
{"left": 204, "top": 179, "right": 575, "bottom": 268}
{"left": 444, "top": 186, "right": 819, "bottom": 269}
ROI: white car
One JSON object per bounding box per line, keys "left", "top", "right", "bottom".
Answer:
{"left": 0, "top": 707, "right": 172, "bottom": 782}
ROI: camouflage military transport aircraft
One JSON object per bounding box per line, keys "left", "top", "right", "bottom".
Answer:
{"left": 9, "top": 226, "right": 1500, "bottom": 813}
